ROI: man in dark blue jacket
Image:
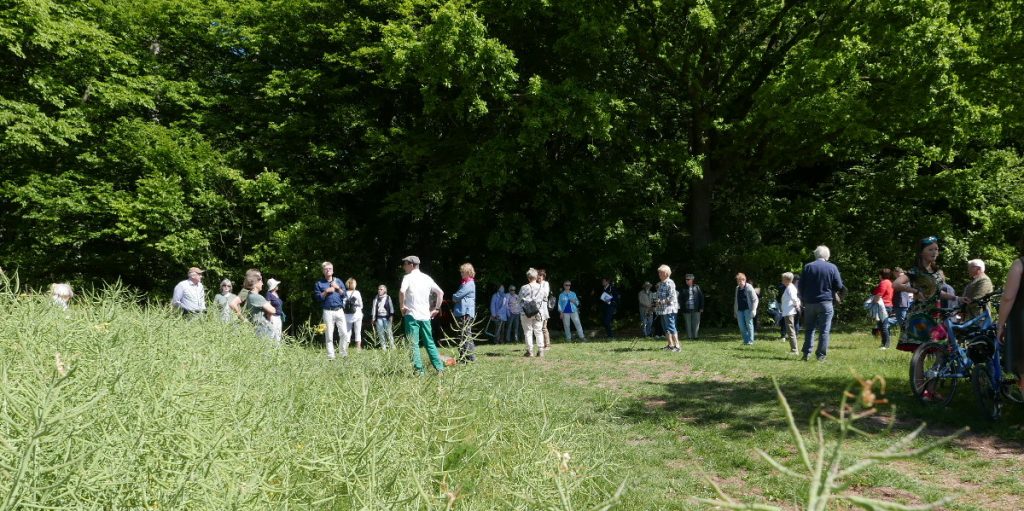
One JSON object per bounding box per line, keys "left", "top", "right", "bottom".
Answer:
{"left": 797, "top": 246, "right": 845, "bottom": 361}
{"left": 314, "top": 261, "right": 349, "bottom": 360}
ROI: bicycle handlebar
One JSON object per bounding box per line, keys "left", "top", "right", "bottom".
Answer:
{"left": 974, "top": 289, "right": 1003, "bottom": 305}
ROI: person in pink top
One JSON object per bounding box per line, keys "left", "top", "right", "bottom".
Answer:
{"left": 873, "top": 268, "right": 895, "bottom": 349}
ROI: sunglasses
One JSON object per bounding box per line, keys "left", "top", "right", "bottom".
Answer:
{"left": 920, "top": 235, "right": 939, "bottom": 247}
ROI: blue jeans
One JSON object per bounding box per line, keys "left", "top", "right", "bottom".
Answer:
{"left": 878, "top": 306, "right": 894, "bottom": 348}
{"left": 661, "top": 312, "right": 678, "bottom": 334}
{"left": 737, "top": 309, "right": 755, "bottom": 344}
{"left": 507, "top": 314, "right": 521, "bottom": 342}
{"left": 801, "top": 302, "right": 834, "bottom": 357}
{"left": 640, "top": 310, "right": 654, "bottom": 336}
{"left": 374, "top": 317, "right": 394, "bottom": 349}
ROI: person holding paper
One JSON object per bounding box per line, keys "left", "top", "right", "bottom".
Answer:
{"left": 599, "top": 277, "right": 619, "bottom": 338}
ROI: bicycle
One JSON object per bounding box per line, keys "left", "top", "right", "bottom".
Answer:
{"left": 908, "top": 290, "right": 1001, "bottom": 407}
{"left": 965, "top": 291, "right": 1024, "bottom": 420}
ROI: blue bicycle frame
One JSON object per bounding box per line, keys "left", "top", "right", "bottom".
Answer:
{"left": 911, "top": 300, "right": 997, "bottom": 405}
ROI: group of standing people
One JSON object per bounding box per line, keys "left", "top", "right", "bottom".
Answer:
{"left": 315, "top": 255, "right": 451, "bottom": 374}
{"left": 174, "top": 267, "right": 286, "bottom": 344}
{"left": 639, "top": 274, "right": 705, "bottom": 341}
{"left": 884, "top": 235, "right": 1023, "bottom": 398}
{"left": 487, "top": 273, "right": 588, "bottom": 348}
{"left": 315, "top": 262, "right": 382, "bottom": 359}
{"left": 728, "top": 245, "right": 845, "bottom": 361}
{"left": 46, "top": 233, "right": 1024, "bottom": 396}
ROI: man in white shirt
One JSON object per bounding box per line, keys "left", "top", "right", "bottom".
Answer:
{"left": 399, "top": 255, "right": 445, "bottom": 375}
{"left": 172, "top": 267, "right": 206, "bottom": 317}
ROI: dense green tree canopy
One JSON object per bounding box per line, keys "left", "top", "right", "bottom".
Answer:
{"left": 1, "top": 0, "right": 1021, "bottom": 323}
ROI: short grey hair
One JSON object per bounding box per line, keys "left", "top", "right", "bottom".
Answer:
{"left": 781, "top": 272, "right": 794, "bottom": 281}
{"left": 967, "top": 259, "right": 985, "bottom": 272}
{"left": 526, "top": 268, "right": 538, "bottom": 280}
{"left": 813, "top": 245, "right": 831, "bottom": 261}
{"left": 657, "top": 264, "right": 672, "bottom": 276}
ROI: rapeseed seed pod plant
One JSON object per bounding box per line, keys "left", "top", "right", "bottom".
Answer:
{"left": 693, "top": 376, "right": 964, "bottom": 511}
{"left": 0, "top": 285, "right": 625, "bottom": 509}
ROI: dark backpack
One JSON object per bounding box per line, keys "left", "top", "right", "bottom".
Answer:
{"left": 343, "top": 294, "right": 358, "bottom": 314}
{"left": 522, "top": 286, "right": 541, "bottom": 317}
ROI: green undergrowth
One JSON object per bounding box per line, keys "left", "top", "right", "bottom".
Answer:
{"left": 3, "top": 286, "right": 1023, "bottom": 510}
{"left": 0, "top": 287, "right": 623, "bottom": 510}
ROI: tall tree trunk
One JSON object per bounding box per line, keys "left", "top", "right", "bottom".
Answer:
{"left": 688, "top": 101, "right": 714, "bottom": 250}
{"left": 688, "top": 172, "right": 713, "bottom": 250}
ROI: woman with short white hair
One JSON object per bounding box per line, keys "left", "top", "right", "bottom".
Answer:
{"left": 780, "top": 272, "right": 801, "bottom": 353}
{"left": 50, "top": 283, "right": 74, "bottom": 310}
{"left": 655, "top": 265, "right": 680, "bottom": 352}
{"left": 519, "top": 268, "right": 546, "bottom": 357}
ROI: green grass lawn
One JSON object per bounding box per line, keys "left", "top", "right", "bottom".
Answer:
{"left": 3, "top": 289, "right": 1023, "bottom": 510}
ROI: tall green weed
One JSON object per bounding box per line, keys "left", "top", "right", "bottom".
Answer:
{"left": 0, "top": 290, "right": 622, "bottom": 509}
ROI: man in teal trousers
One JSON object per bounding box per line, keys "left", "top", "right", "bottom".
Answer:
{"left": 399, "top": 255, "right": 445, "bottom": 375}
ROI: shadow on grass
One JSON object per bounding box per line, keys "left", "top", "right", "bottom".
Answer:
{"left": 619, "top": 375, "right": 1024, "bottom": 441}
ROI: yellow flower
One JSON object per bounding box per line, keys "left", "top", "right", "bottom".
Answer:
{"left": 315, "top": 323, "right": 326, "bottom": 334}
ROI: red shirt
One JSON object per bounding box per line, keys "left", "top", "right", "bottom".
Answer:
{"left": 873, "top": 279, "right": 893, "bottom": 307}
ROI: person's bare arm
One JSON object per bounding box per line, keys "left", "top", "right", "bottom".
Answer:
{"left": 998, "top": 260, "right": 1022, "bottom": 341}
{"left": 431, "top": 285, "right": 444, "bottom": 318}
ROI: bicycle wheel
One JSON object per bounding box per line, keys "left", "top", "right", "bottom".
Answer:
{"left": 909, "top": 341, "right": 957, "bottom": 406}
{"left": 971, "top": 363, "right": 1002, "bottom": 420}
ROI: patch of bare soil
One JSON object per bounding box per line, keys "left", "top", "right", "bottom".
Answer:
{"left": 701, "top": 472, "right": 803, "bottom": 511}
{"left": 885, "top": 476, "right": 1021, "bottom": 511}
{"left": 643, "top": 398, "right": 667, "bottom": 409}
{"left": 853, "top": 486, "right": 925, "bottom": 506}
{"left": 953, "top": 433, "right": 1024, "bottom": 460}
{"left": 866, "top": 414, "right": 1024, "bottom": 460}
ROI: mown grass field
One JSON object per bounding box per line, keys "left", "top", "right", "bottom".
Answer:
{"left": 3, "top": 288, "right": 1023, "bottom": 510}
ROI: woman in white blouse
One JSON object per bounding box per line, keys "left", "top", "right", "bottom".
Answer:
{"left": 780, "top": 272, "right": 801, "bottom": 354}
{"left": 345, "top": 277, "right": 364, "bottom": 350}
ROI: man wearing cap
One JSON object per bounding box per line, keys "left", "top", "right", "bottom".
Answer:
{"left": 399, "top": 255, "right": 445, "bottom": 375}
{"left": 679, "top": 274, "right": 705, "bottom": 339}
{"left": 314, "top": 262, "right": 349, "bottom": 359}
{"left": 172, "top": 267, "right": 207, "bottom": 318}
{"left": 638, "top": 282, "right": 655, "bottom": 337}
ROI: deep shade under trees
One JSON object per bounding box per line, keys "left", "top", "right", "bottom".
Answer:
{"left": 1, "top": 0, "right": 1022, "bottom": 324}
